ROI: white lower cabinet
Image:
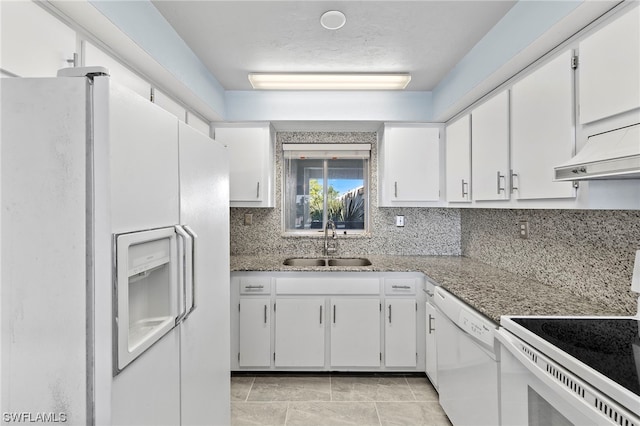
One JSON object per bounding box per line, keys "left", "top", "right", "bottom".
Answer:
{"left": 274, "top": 298, "right": 325, "bottom": 367}
{"left": 330, "top": 298, "right": 381, "bottom": 367}
{"left": 385, "top": 299, "right": 417, "bottom": 367}
{"left": 231, "top": 272, "right": 425, "bottom": 372}
{"left": 238, "top": 298, "right": 271, "bottom": 367}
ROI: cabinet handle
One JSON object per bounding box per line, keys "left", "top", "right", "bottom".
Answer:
{"left": 428, "top": 314, "right": 435, "bottom": 334}
{"left": 256, "top": 181, "right": 260, "bottom": 199}
{"left": 461, "top": 179, "right": 468, "bottom": 198}
{"left": 320, "top": 305, "right": 323, "bottom": 324}
{"left": 264, "top": 305, "right": 267, "bottom": 324}
{"left": 388, "top": 305, "right": 392, "bottom": 324}
{"left": 496, "top": 171, "right": 505, "bottom": 194}
{"left": 510, "top": 169, "right": 518, "bottom": 193}
{"left": 245, "top": 285, "right": 264, "bottom": 289}
{"left": 394, "top": 181, "right": 398, "bottom": 198}
{"left": 333, "top": 305, "right": 336, "bottom": 324}
{"left": 392, "top": 285, "right": 411, "bottom": 289}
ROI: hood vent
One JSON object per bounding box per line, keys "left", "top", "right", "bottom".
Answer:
{"left": 554, "top": 124, "right": 640, "bottom": 181}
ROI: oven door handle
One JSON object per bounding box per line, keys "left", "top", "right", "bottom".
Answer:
{"left": 496, "top": 329, "right": 639, "bottom": 425}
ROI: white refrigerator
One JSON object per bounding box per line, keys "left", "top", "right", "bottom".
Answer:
{"left": 1, "top": 68, "right": 230, "bottom": 425}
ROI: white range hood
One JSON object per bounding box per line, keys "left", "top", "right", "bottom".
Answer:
{"left": 554, "top": 123, "right": 640, "bottom": 181}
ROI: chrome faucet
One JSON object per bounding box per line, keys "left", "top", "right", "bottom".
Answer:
{"left": 323, "top": 219, "right": 338, "bottom": 256}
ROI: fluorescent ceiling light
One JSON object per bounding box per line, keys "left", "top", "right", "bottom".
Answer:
{"left": 247, "top": 73, "right": 411, "bottom": 90}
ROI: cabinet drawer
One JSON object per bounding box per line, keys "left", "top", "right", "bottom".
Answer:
{"left": 384, "top": 279, "right": 416, "bottom": 295}
{"left": 276, "top": 278, "right": 380, "bottom": 295}
{"left": 240, "top": 277, "right": 271, "bottom": 294}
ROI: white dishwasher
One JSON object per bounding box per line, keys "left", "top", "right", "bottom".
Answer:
{"left": 434, "top": 286, "right": 500, "bottom": 426}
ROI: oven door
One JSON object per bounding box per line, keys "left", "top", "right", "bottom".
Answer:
{"left": 497, "top": 329, "right": 639, "bottom": 426}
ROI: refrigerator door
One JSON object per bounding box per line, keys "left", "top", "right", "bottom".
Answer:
{"left": 102, "top": 77, "right": 183, "bottom": 425}
{"left": 178, "top": 122, "right": 231, "bottom": 425}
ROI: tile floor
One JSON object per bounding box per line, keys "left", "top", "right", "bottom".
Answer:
{"left": 231, "top": 373, "right": 453, "bottom": 426}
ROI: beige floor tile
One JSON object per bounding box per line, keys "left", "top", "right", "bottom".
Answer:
{"left": 287, "top": 401, "right": 379, "bottom": 426}
{"left": 231, "top": 376, "right": 255, "bottom": 401}
{"left": 331, "top": 375, "right": 415, "bottom": 402}
{"left": 404, "top": 376, "right": 439, "bottom": 401}
{"left": 376, "top": 401, "right": 451, "bottom": 426}
{"left": 248, "top": 375, "right": 332, "bottom": 401}
{"left": 231, "top": 402, "right": 288, "bottom": 426}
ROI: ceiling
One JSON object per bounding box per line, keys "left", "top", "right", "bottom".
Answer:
{"left": 152, "top": 1, "right": 517, "bottom": 91}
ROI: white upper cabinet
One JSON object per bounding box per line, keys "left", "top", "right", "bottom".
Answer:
{"left": 1, "top": 1, "right": 76, "bottom": 77}
{"left": 578, "top": 6, "right": 640, "bottom": 124}
{"left": 511, "top": 50, "right": 576, "bottom": 200}
{"left": 471, "top": 91, "right": 510, "bottom": 201}
{"left": 379, "top": 124, "right": 441, "bottom": 206}
{"left": 445, "top": 115, "right": 471, "bottom": 202}
{"left": 214, "top": 123, "right": 275, "bottom": 208}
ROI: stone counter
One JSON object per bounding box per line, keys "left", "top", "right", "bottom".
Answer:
{"left": 230, "top": 255, "right": 629, "bottom": 323}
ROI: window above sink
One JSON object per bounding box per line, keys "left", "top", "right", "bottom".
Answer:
{"left": 283, "top": 144, "right": 370, "bottom": 235}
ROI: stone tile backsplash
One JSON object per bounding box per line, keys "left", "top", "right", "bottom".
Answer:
{"left": 461, "top": 209, "right": 640, "bottom": 314}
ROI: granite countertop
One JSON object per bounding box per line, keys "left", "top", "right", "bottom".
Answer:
{"left": 231, "top": 255, "right": 629, "bottom": 324}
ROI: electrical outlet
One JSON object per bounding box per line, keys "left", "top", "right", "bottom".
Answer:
{"left": 395, "top": 215, "right": 405, "bottom": 227}
{"left": 244, "top": 213, "right": 253, "bottom": 226}
{"left": 518, "top": 220, "right": 529, "bottom": 239}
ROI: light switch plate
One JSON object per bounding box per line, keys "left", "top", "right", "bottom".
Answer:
{"left": 244, "top": 213, "right": 253, "bottom": 226}
{"left": 395, "top": 215, "right": 405, "bottom": 227}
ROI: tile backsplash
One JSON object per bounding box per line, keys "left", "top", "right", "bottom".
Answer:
{"left": 230, "top": 131, "right": 461, "bottom": 256}
{"left": 461, "top": 209, "right": 640, "bottom": 314}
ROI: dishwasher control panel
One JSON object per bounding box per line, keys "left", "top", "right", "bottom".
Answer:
{"left": 458, "top": 308, "right": 495, "bottom": 347}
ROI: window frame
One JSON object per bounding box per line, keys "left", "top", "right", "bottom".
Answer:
{"left": 282, "top": 143, "right": 371, "bottom": 236}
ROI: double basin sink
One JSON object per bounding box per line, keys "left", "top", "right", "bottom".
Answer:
{"left": 283, "top": 257, "right": 372, "bottom": 267}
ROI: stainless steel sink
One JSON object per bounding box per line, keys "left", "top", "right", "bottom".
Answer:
{"left": 282, "top": 257, "right": 372, "bottom": 267}
{"left": 327, "top": 258, "right": 372, "bottom": 266}
{"left": 282, "top": 258, "right": 327, "bottom": 266}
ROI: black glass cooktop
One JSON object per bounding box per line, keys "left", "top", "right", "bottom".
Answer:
{"left": 512, "top": 318, "right": 640, "bottom": 397}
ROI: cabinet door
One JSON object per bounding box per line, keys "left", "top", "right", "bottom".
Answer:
{"left": 215, "top": 126, "right": 273, "bottom": 207}
{"left": 330, "top": 298, "right": 380, "bottom": 367}
{"left": 511, "top": 50, "right": 576, "bottom": 200}
{"left": 385, "top": 299, "right": 416, "bottom": 367}
{"left": 274, "top": 298, "right": 325, "bottom": 367}
{"left": 445, "top": 115, "right": 471, "bottom": 202}
{"left": 425, "top": 301, "right": 438, "bottom": 387}
{"left": 239, "top": 298, "right": 271, "bottom": 367}
{"left": 579, "top": 6, "right": 640, "bottom": 124}
{"left": 381, "top": 126, "right": 440, "bottom": 205}
{"left": 471, "top": 91, "right": 510, "bottom": 201}
{"left": 1, "top": 1, "right": 76, "bottom": 77}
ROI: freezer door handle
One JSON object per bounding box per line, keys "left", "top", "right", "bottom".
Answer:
{"left": 183, "top": 225, "right": 198, "bottom": 320}
{"left": 175, "top": 225, "right": 192, "bottom": 325}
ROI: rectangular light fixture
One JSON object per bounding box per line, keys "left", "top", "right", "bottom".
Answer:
{"left": 248, "top": 73, "right": 411, "bottom": 90}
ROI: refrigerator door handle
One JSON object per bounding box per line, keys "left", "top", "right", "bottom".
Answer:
{"left": 175, "top": 225, "right": 191, "bottom": 325}
{"left": 183, "top": 225, "right": 198, "bottom": 319}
